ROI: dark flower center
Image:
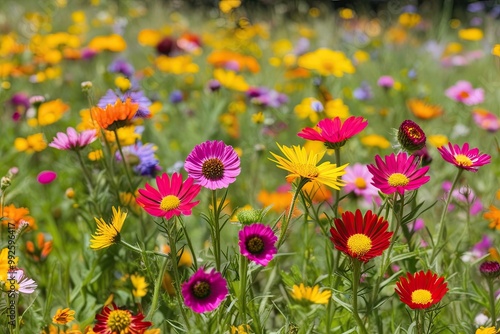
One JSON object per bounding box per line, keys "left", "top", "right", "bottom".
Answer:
{"left": 202, "top": 158, "right": 225, "bottom": 181}
{"left": 246, "top": 236, "right": 264, "bottom": 254}
{"left": 192, "top": 281, "right": 211, "bottom": 299}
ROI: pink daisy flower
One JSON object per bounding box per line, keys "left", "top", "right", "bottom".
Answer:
{"left": 367, "top": 152, "right": 430, "bottom": 195}
{"left": 437, "top": 142, "right": 491, "bottom": 172}
{"left": 184, "top": 140, "right": 241, "bottom": 190}
{"left": 445, "top": 80, "right": 484, "bottom": 106}
{"left": 472, "top": 108, "right": 500, "bottom": 132}
{"left": 239, "top": 223, "right": 277, "bottom": 266}
{"left": 343, "top": 163, "right": 380, "bottom": 204}
{"left": 181, "top": 267, "right": 228, "bottom": 313}
{"left": 297, "top": 116, "right": 368, "bottom": 149}
{"left": 136, "top": 172, "right": 201, "bottom": 219}
{"left": 6, "top": 269, "right": 37, "bottom": 294}
{"left": 377, "top": 75, "right": 395, "bottom": 89}
{"left": 49, "top": 127, "right": 97, "bottom": 150}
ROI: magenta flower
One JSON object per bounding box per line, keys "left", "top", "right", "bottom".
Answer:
{"left": 445, "top": 80, "right": 484, "bottom": 106}
{"left": 49, "top": 127, "right": 97, "bottom": 151}
{"left": 136, "top": 173, "right": 201, "bottom": 219}
{"left": 239, "top": 223, "right": 277, "bottom": 266}
{"left": 377, "top": 75, "right": 395, "bottom": 89}
{"left": 343, "top": 163, "right": 380, "bottom": 204}
{"left": 437, "top": 142, "right": 491, "bottom": 172}
{"left": 297, "top": 116, "right": 368, "bottom": 149}
{"left": 37, "top": 170, "right": 57, "bottom": 184}
{"left": 184, "top": 140, "right": 241, "bottom": 190}
{"left": 472, "top": 108, "right": 500, "bottom": 132}
{"left": 367, "top": 153, "right": 430, "bottom": 195}
{"left": 181, "top": 267, "right": 228, "bottom": 313}
{"left": 6, "top": 269, "right": 37, "bottom": 294}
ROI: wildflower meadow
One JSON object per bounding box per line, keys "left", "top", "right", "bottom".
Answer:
{"left": 1, "top": 0, "right": 500, "bottom": 333}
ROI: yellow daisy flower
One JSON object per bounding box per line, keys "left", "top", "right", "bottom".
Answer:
{"left": 290, "top": 283, "right": 332, "bottom": 304}
{"left": 90, "top": 207, "right": 126, "bottom": 250}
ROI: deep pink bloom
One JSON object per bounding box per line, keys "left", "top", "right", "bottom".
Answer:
{"left": 297, "top": 116, "right": 368, "bottom": 149}
{"left": 184, "top": 140, "right": 241, "bottom": 190}
{"left": 377, "top": 75, "right": 395, "bottom": 89}
{"left": 49, "top": 127, "right": 97, "bottom": 150}
{"left": 445, "top": 80, "right": 484, "bottom": 105}
{"left": 343, "top": 163, "right": 380, "bottom": 204}
{"left": 136, "top": 172, "right": 201, "bottom": 219}
{"left": 367, "top": 153, "right": 430, "bottom": 195}
{"left": 181, "top": 268, "right": 228, "bottom": 313}
{"left": 239, "top": 223, "right": 277, "bottom": 266}
{"left": 437, "top": 142, "right": 491, "bottom": 172}
{"left": 37, "top": 170, "right": 57, "bottom": 184}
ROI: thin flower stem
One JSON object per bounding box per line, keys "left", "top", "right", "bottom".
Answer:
{"left": 430, "top": 169, "right": 463, "bottom": 263}
{"left": 178, "top": 217, "right": 198, "bottom": 271}
{"left": 487, "top": 279, "right": 497, "bottom": 328}
{"left": 113, "top": 129, "right": 135, "bottom": 194}
{"left": 277, "top": 178, "right": 308, "bottom": 249}
{"left": 238, "top": 254, "right": 248, "bottom": 323}
{"left": 352, "top": 260, "right": 368, "bottom": 334}
{"left": 333, "top": 148, "right": 341, "bottom": 218}
{"left": 146, "top": 256, "right": 168, "bottom": 321}
{"left": 211, "top": 189, "right": 222, "bottom": 272}
{"left": 120, "top": 239, "right": 169, "bottom": 258}
{"left": 416, "top": 309, "right": 424, "bottom": 334}
{"left": 75, "top": 149, "right": 94, "bottom": 189}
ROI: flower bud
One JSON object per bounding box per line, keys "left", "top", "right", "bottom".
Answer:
{"left": 397, "top": 120, "right": 426, "bottom": 152}
{"left": 479, "top": 261, "right": 500, "bottom": 279}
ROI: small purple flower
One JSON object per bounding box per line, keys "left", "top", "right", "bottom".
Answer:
{"left": 353, "top": 82, "right": 373, "bottom": 101}
{"left": 115, "top": 142, "right": 160, "bottom": 177}
{"left": 10, "top": 92, "right": 31, "bottom": 110}
{"left": 246, "top": 86, "right": 288, "bottom": 108}
{"left": 207, "top": 79, "right": 221, "bottom": 92}
{"left": 98, "top": 89, "right": 152, "bottom": 118}
{"left": 108, "top": 58, "right": 135, "bottom": 77}
{"left": 184, "top": 140, "right": 241, "bottom": 190}
{"left": 377, "top": 75, "right": 395, "bottom": 89}
{"left": 467, "top": 2, "right": 485, "bottom": 13}
{"left": 37, "top": 171, "right": 57, "bottom": 184}
{"left": 7, "top": 269, "right": 37, "bottom": 294}
{"left": 49, "top": 127, "right": 97, "bottom": 151}
{"left": 239, "top": 223, "right": 277, "bottom": 266}
{"left": 169, "top": 90, "right": 184, "bottom": 104}
{"left": 293, "top": 37, "right": 310, "bottom": 56}
{"left": 181, "top": 268, "right": 228, "bottom": 313}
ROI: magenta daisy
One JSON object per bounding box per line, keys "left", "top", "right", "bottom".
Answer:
{"left": 49, "top": 127, "right": 97, "bottom": 151}
{"left": 445, "top": 80, "right": 484, "bottom": 106}
{"left": 181, "top": 267, "right": 228, "bottom": 313}
{"left": 437, "top": 142, "right": 491, "bottom": 172}
{"left": 367, "top": 152, "right": 430, "bottom": 195}
{"left": 184, "top": 140, "right": 241, "bottom": 190}
{"left": 239, "top": 223, "right": 277, "bottom": 266}
{"left": 136, "top": 172, "right": 201, "bottom": 219}
{"left": 297, "top": 116, "right": 368, "bottom": 149}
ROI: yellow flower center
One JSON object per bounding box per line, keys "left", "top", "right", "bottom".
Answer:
{"left": 296, "top": 163, "right": 319, "bottom": 178}
{"left": 202, "top": 158, "right": 225, "bottom": 181}
{"left": 160, "top": 195, "right": 181, "bottom": 211}
{"left": 347, "top": 233, "right": 372, "bottom": 257}
{"left": 411, "top": 289, "right": 433, "bottom": 305}
{"left": 246, "top": 236, "right": 264, "bottom": 254}
{"left": 192, "top": 281, "right": 211, "bottom": 299}
{"left": 454, "top": 154, "right": 472, "bottom": 167}
{"left": 106, "top": 309, "right": 132, "bottom": 332}
{"left": 388, "top": 173, "right": 410, "bottom": 187}
{"left": 354, "top": 177, "right": 367, "bottom": 189}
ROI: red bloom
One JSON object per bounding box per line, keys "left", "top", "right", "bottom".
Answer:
{"left": 395, "top": 270, "right": 448, "bottom": 309}
{"left": 93, "top": 303, "right": 151, "bottom": 333}
{"left": 330, "top": 210, "right": 393, "bottom": 263}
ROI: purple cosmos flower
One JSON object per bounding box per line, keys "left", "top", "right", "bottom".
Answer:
{"left": 445, "top": 81, "right": 484, "bottom": 106}
{"left": 6, "top": 269, "right": 37, "bottom": 294}
{"left": 246, "top": 86, "right": 288, "bottom": 108}
{"left": 37, "top": 171, "right": 57, "bottom": 184}
{"left": 49, "top": 127, "right": 97, "bottom": 151}
{"left": 108, "top": 58, "right": 135, "bottom": 77}
{"left": 184, "top": 140, "right": 241, "bottom": 190}
{"left": 239, "top": 223, "right": 277, "bottom": 266}
{"left": 181, "top": 268, "right": 228, "bottom": 313}
{"left": 116, "top": 142, "right": 161, "bottom": 177}
{"left": 98, "top": 89, "right": 152, "bottom": 118}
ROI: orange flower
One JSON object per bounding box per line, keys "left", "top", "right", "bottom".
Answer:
{"left": 484, "top": 205, "right": 500, "bottom": 230}
{"left": 407, "top": 99, "right": 443, "bottom": 120}
{"left": 207, "top": 50, "right": 260, "bottom": 73}
{"left": 1, "top": 204, "right": 36, "bottom": 229}
{"left": 90, "top": 98, "right": 138, "bottom": 131}
{"left": 302, "top": 182, "right": 332, "bottom": 203}
{"left": 26, "top": 232, "right": 53, "bottom": 262}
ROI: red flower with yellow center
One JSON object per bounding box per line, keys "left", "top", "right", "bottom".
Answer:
{"left": 93, "top": 303, "right": 151, "bottom": 334}
{"left": 395, "top": 270, "right": 448, "bottom": 309}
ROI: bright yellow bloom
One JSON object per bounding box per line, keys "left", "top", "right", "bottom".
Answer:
{"left": 34, "top": 99, "right": 70, "bottom": 126}
{"left": 155, "top": 55, "right": 199, "bottom": 74}
{"left": 88, "top": 34, "right": 127, "bottom": 52}
{"left": 0, "top": 248, "right": 18, "bottom": 281}
{"left": 52, "top": 308, "right": 75, "bottom": 325}
{"left": 398, "top": 13, "right": 421, "bottom": 28}
{"left": 90, "top": 207, "right": 126, "bottom": 250}
{"left": 360, "top": 134, "right": 390, "bottom": 149}
{"left": 353, "top": 50, "right": 370, "bottom": 63}
{"left": 339, "top": 8, "right": 355, "bottom": 20}
{"left": 428, "top": 134, "right": 448, "bottom": 148}
{"left": 115, "top": 76, "right": 131, "bottom": 91}
{"left": 14, "top": 133, "right": 47, "bottom": 153}
{"left": 219, "top": 0, "right": 241, "bottom": 13}
{"left": 444, "top": 42, "right": 463, "bottom": 56}
{"left": 492, "top": 44, "right": 500, "bottom": 57}
{"left": 231, "top": 324, "right": 251, "bottom": 334}
{"left": 484, "top": 205, "right": 500, "bottom": 230}
{"left": 213, "top": 69, "right": 249, "bottom": 91}
{"left": 298, "top": 48, "right": 355, "bottom": 77}
{"left": 407, "top": 99, "right": 443, "bottom": 119}
{"left": 88, "top": 149, "right": 103, "bottom": 161}
{"left": 130, "top": 274, "right": 148, "bottom": 298}
{"left": 270, "top": 144, "right": 348, "bottom": 190}
{"left": 475, "top": 327, "right": 498, "bottom": 334}
{"left": 290, "top": 283, "right": 332, "bottom": 304}
{"left": 458, "top": 28, "right": 483, "bottom": 41}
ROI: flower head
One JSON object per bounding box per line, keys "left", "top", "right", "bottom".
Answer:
{"left": 437, "top": 142, "right": 491, "bottom": 172}
{"left": 49, "top": 127, "right": 97, "bottom": 151}
{"left": 484, "top": 205, "right": 500, "bottom": 230}
{"left": 93, "top": 303, "right": 151, "bottom": 334}
{"left": 475, "top": 327, "right": 498, "bottom": 334}
{"left": 479, "top": 261, "right": 500, "bottom": 279}
{"left": 330, "top": 210, "right": 393, "bottom": 263}
{"left": 90, "top": 98, "right": 139, "bottom": 131}
{"left": 4, "top": 269, "right": 37, "bottom": 294}
{"left": 90, "top": 207, "right": 126, "bottom": 250}
{"left": 367, "top": 153, "right": 430, "bottom": 195}
{"left": 184, "top": 140, "right": 241, "bottom": 190}
{"left": 445, "top": 80, "right": 484, "bottom": 106}
{"left": 397, "top": 120, "right": 426, "bottom": 152}
{"left": 238, "top": 223, "right": 277, "bottom": 266}
{"left": 136, "top": 173, "right": 201, "bottom": 219}
{"left": 343, "top": 163, "right": 380, "bottom": 204}
{"left": 377, "top": 75, "right": 395, "bottom": 89}
{"left": 181, "top": 267, "right": 228, "bottom": 313}
{"left": 52, "top": 308, "right": 75, "bottom": 325}
{"left": 395, "top": 270, "right": 448, "bottom": 309}
{"left": 407, "top": 99, "right": 443, "bottom": 119}
{"left": 297, "top": 116, "right": 368, "bottom": 150}
{"left": 115, "top": 142, "right": 160, "bottom": 177}
{"left": 98, "top": 89, "right": 151, "bottom": 118}
{"left": 290, "top": 283, "right": 332, "bottom": 305}
{"left": 270, "top": 144, "right": 347, "bottom": 190}
{"left": 472, "top": 108, "right": 500, "bottom": 132}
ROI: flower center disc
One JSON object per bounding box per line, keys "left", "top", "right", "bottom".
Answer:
{"left": 193, "top": 281, "right": 211, "bottom": 299}
{"left": 246, "top": 236, "right": 265, "bottom": 254}
{"left": 388, "top": 173, "right": 410, "bottom": 187}
{"left": 354, "top": 177, "right": 367, "bottom": 189}
{"left": 411, "top": 289, "right": 433, "bottom": 305}
{"left": 347, "top": 233, "right": 372, "bottom": 257}
{"left": 160, "top": 195, "right": 181, "bottom": 211}
{"left": 202, "top": 158, "right": 225, "bottom": 181}
{"left": 296, "top": 163, "right": 319, "bottom": 178}
{"left": 107, "top": 310, "right": 132, "bottom": 332}
{"left": 454, "top": 154, "right": 473, "bottom": 167}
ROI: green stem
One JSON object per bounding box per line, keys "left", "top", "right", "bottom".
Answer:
{"left": 75, "top": 149, "right": 94, "bottom": 189}
{"left": 333, "top": 148, "right": 341, "bottom": 218}
{"left": 178, "top": 217, "right": 198, "bottom": 270}
{"left": 211, "top": 190, "right": 222, "bottom": 272}
{"left": 146, "top": 257, "right": 168, "bottom": 321}
{"left": 352, "top": 260, "right": 368, "bottom": 334}
{"left": 487, "top": 279, "right": 497, "bottom": 328}
{"left": 277, "top": 178, "right": 308, "bottom": 249}
{"left": 238, "top": 254, "right": 248, "bottom": 323}
{"left": 416, "top": 309, "right": 424, "bottom": 334}
{"left": 120, "top": 239, "right": 169, "bottom": 259}
{"left": 430, "top": 169, "right": 463, "bottom": 263}
{"left": 113, "top": 129, "right": 135, "bottom": 194}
